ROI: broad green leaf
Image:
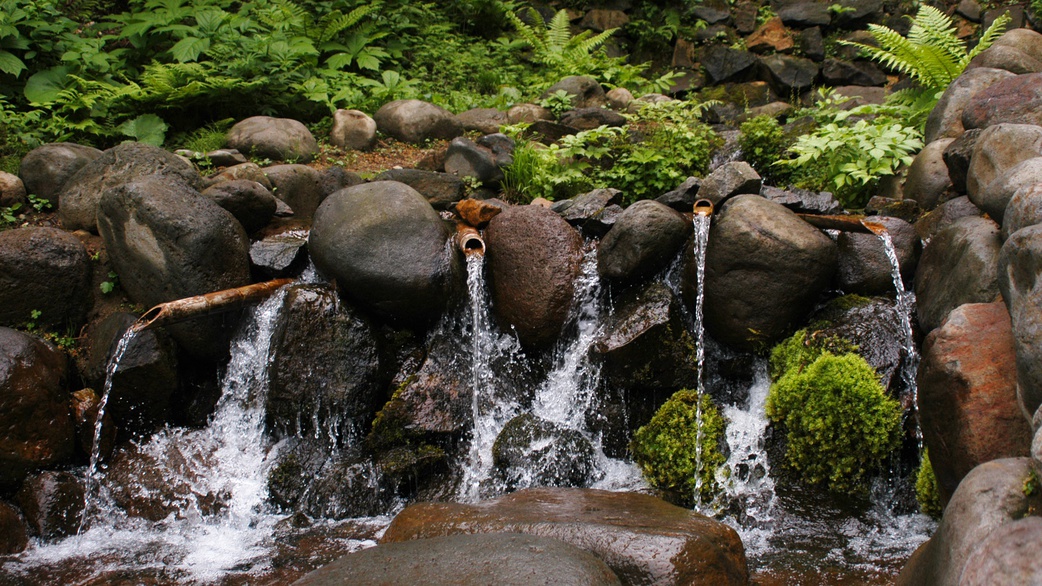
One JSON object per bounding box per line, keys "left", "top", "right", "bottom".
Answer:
{"left": 24, "top": 66, "right": 72, "bottom": 104}
{"left": 170, "top": 36, "right": 210, "bottom": 62}
{"left": 119, "top": 114, "right": 168, "bottom": 146}
{"left": 0, "top": 49, "right": 24, "bottom": 77}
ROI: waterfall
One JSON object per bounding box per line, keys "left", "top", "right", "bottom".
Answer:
{"left": 875, "top": 230, "right": 921, "bottom": 443}
{"left": 688, "top": 214, "right": 712, "bottom": 501}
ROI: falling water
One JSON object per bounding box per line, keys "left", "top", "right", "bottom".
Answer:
{"left": 81, "top": 327, "right": 138, "bottom": 529}
{"left": 875, "top": 230, "right": 921, "bottom": 441}
{"left": 458, "top": 254, "right": 523, "bottom": 501}
{"left": 689, "top": 214, "right": 712, "bottom": 501}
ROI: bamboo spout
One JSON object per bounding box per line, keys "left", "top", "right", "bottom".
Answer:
{"left": 131, "top": 278, "right": 294, "bottom": 332}
{"left": 455, "top": 225, "right": 485, "bottom": 257}
{"left": 797, "top": 213, "right": 880, "bottom": 234}
{"left": 693, "top": 199, "right": 714, "bottom": 217}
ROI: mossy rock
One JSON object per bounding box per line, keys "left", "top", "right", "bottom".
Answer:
{"left": 766, "top": 330, "right": 903, "bottom": 495}
{"left": 630, "top": 389, "right": 727, "bottom": 507}
{"left": 916, "top": 449, "right": 943, "bottom": 519}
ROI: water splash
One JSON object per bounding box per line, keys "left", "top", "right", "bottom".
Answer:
{"left": 875, "top": 230, "right": 921, "bottom": 444}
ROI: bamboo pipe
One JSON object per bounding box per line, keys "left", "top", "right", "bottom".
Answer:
{"left": 693, "top": 199, "right": 714, "bottom": 217}
{"left": 797, "top": 213, "right": 887, "bottom": 235}
{"left": 131, "top": 278, "right": 294, "bottom": 332}
{"left": 455, "top": 224, "right": 486, "bottom": 257}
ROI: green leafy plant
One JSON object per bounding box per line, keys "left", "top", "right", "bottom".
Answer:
{"left": 538, "top": 89, "right": 574, "bottom": 118}
{"left": 27, "top": 193, "right": 52, "bottom": 212}
{"left": 915, "top": 449, "right": 943, "bottom": 519}
{"left": 766, "top": 329, "right": 902, "bottom": 495}
{"left": 24, "top": 309, "right": 41, "bottom": 331}
{"left": 100, "top": 271, "right": 118, "bottom": 294}
{"left": 631, "top": 389, "right": 726, "bottom": 506}
{"left": 739, "top": 115, "right": 793, "bottom": 185}
{"left": 1, "top": 203, "right": 22, "bottom": 224}
{"left": 507, "top": 8, "right": 617, "bottom": 75}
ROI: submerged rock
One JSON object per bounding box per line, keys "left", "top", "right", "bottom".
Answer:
{"left": 492, "top": 414, "right": 596, "bottom": 490}
{"left": 15, "top": 470, "right": 84, "bottom": 540}
{"left": 382, "top": 487, "right": 749, "bottom": 586}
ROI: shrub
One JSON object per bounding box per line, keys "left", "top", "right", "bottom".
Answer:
{"left": 915, "top": 449, "right": 942, "bottom": 519}
{"left": 766, "top": 330, "right": 902, "bottom": 495}
{"left": 631, "top": 389, "right": 726, "bottom": 506}
{"left": 738, "top": 115, "right": 792, "bottom": 185}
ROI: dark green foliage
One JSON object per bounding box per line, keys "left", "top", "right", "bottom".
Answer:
{"left": 915, "top": 449, "right": 942, "bottom": 519}
{"left": 631, "top": 389, "right": 726, "bottom": 506}
{"left": 738, "top": 115, "right": 792, "bottom": 185}
{"left": 766, "top": 329, "right": 902, "bottom": 495}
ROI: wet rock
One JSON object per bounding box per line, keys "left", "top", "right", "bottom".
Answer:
{"left": 559, "top": 108, "right": 626, "bottom": 130}
{"left": 84, "top": 313, "right": 178, "bottom": 436}
{"left": 809, "top": 296, "right": 905, "bottom": 392}
{"left": 914, "top": 216, "right": 1001, "bottom": 333}
{"left": 597, "top": 200, "right": 691, "bottom": 283}
{"left": 445, "top": 137, "right": 504, "bottom": 185}
{"left": 696, "top": 195, "right": 837, "bottom": 351}
{"left": 309, "top": 181, "right": 461, "bottom": 324}
{"left": 593, "top": 282, "right": 700, "bottom": 391}
{"left": 69, "top": 388, "right": 115, "bottom": 462}
{"left": 226, "top": 116, "right": 319, "bottom": 163}
{"left": 942, "top": 128, "right": 981, "bottom": 194}
{"left": 59, "top": 142, "right": 202, "bottom": 233}
{"left": 998, "top": 224, "right": 1042, "bottom": 415}
{"left": 105, "top": 441, "right": 228, "bottom": 521}
{"left": 493, "top": 414, "right": 596, "bottom": 490}
{"left": 263, "top": 164, "right": 325, "bottom": 221}
{"left": 918, "top": 302, "right": 1031, "bottom": 504}
{"left": 374, "top": 100, "right": 463, "bottom": 144}
{"left": 967, "top": 29, "right": 1042, "bottom": 74}
{"left": 972, "top": 156, "right": 1042, "bottom": 225}
{"left": 376, "top": 169, "right": 464, "bottom": 210}
{"left": 0, "top": 500, "right": 27, "bottom": 554}
{"left": 267, "top": 284, "right": 380, "bottom": 440}
{"left": 1002, "top": 183, "right": 1042, "bottom": 240}
{"left": 485, "top": 205, "right": 583, "bottom": 349}
{"left": 456, "top": 108, "right": 508, "bottom": 135}
{"left": 697, "top": 161, "right": 762, "bottom": 206}
{"left": 904, "top": 138, "right": 955, "bottom": 211}
{"left": 390, "top": 334, "right": 471, "bottom": 435}
{"left": 836, "top": 216, "right": 919, "bottom": 295}
{"left": 201, "top": 179, "right": 277, "bottom": 233}
{"left": 18, "top": 142, "right": 102, "bottom": 205}
{"left": 456, "top": 198, "right": 505, "bottom": 228}
{"left": 542, "top": 76, "right": 607, "bottom": 109}
{"left": 914, "top": 196, "right": 982, "bottom": 242}
{"left": 97, "top": 175, "right": 251, "bottom": 359}
{"left": 269, "top": 442, "right": 394, "bottom": 519}
{"left": 382, "top": 487, "right": 749, "bottom": 586}
{"left": 702, "top": 45, "right": 758, "bottom": 85}
{"left": 960, "top": 516, "right": 1042, "bottom": 585}
{"left": 15, "top": 470, "right": 84, "bottom": 539}
{"left": 0, "top": 227, "right": 91, "bottom": 329}
{"left": 759, "top": 185, "right": 842, "bottom": 215}
{"left": 330, "top": 109, "right": 377, "bottom": 151}
{"left": 962, "top": 72, "right": 1042, "bottom": 130}
{"left": 0, "top": 328, "right": 73, "bottom": 494}
{"left": 655, "top": 177, "right": 701, "bottom": 212}
{"left": 552, "top": 188, "right": 624, "bottom": 237}
{"left": 294, "top": 532, "right": 621, "bottom": 586}
{"left": 924, "top": 68, "right": 1014, "bottom": 143}
{"left": 249, "top": 229, "right": 309, "bottom": 279}
{"left": 897, "top": 458, "right": 1042, "bottom": 586}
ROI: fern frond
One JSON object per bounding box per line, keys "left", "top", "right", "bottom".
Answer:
{"left": 967, "top": 12, "right": 1012, "bottom": 61}
{"left": 318, "top": 3, "right": 377, "bottom": 44}
{"left": 547, "top": 10, "right": 572, "bottom": 53}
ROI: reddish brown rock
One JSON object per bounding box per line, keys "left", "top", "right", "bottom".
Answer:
{"left": 746, "top": 18, "right": 794, "bottom": 54}
{"left": 917, "top": 302, "right": 1032, "bottom": 504}
{"left": 0, "top": 500, "right": 28, "bottom": 554}
{"left": 15, "top": 470, "right": 84, "bottom": 539}
{"left": 961, "top": 72, "right": 1042, "bottom": 130}
{"left": 455, "top": 198, "right": 504, "bottom": 228}
{"left": 381, "top": 487, "right": 749, "bottom": 586}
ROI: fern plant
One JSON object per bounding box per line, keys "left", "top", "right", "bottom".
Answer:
{"left": 507, "top": 8, "right": 619, "bottom": 80}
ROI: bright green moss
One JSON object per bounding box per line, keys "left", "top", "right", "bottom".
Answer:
{"left": 767, "top": 328, "right": 858, "bottom": 381}
{"left": 631, "top": 389, "right": 726, "bottom": 506}
{"left": 766, "top": 334, "right": 902, "bottom": 495}
{"left": 915, "top": 449, "right": 942, "bottom": 519}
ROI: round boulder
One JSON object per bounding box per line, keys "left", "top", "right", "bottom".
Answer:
{"left": 330, "top": 109, "right": 377, "bottom": 151}
{"left": 836, "top": 216, "right": 919, "bottom": 295}
{"left": 309, "top": 181, "right": 460, "bottom": 324}
{"left": 962, "top": 72, "right": 1042, "bottom": 130}
{"left": 904, "top": 138, "right": 955, "bottom": 210}
{"left": 0, "top": 171, "right": 26, "bottom": 208}
{"left": 263, "top": 164, "right": 325, "bottom": 221}
{"left": 1002, "top": 183, "right": 1042, "bottom": 240}
{"left": 973, "top": 156, "right": 1042, "bottom": 225}
{"left": 960, "top": 514, "right": 1042, "bottom": 584}
{"left": 924, "top": 68, "right": 1014, "bottom": 143}
{"left": 58, "top": 142, "right": 202, "bottom": 233}
{"left": 226, "top": 116, "right": 319, "bottom": 163}
{"left": 914, "top": 215, "right": 1002, "bottom": 333}
{"left": 966, "top": 123, "right": 1042, "bottom": 198}
{"left": 18, "top": 142, "right": 103, "bottom": 205}
{"left": 201, "top": 179, "right": 278, "bottom": 234}
{"left": 485, "top": 205, "right": 584, "bottom": 349}
{"left": 695, "top": 194, "right": 837, "bottom": 351}
{"left": 0, "top": 328, "right": 73, "bottom": 494}
{"left": 998, "top": 223, "right": 1042, "bottom": 415}
{"left": 493, "top": 413, "right": 597, "bottom": 490}
{"left": 967, "top": 28, "right": 1042, "bottom": 74}
{"left": 373, "top": 100, "right": 462, "bottom": 144}
{"left": 0, "top": 227, "right": 91, "bottom": 329}
{"left": 96, "top": 175, "right": 251, "bottom": 359}
{"left": 597, "top": 200, "right": 692, "bottom": 283}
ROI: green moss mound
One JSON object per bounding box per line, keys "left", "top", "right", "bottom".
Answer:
{"left": 766, "top": 330, "right": 902, "bottom": 495}
{"left": 915, "top": 449, "right": 942, "bottom": 519}
{"left": 631, "top": 389, "right": 726, "bottom": 506}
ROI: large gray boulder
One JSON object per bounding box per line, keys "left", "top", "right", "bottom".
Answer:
{"left": 329, "top": 109, "right": 377, "bottom": 151}
{"left": 914, "top": 215, "right": 1002, "bottom": 333}
{"left": 263, "top": 164, "right": 325, "bottom": 221}
{"left": 695, "top": 194, "right": 837, "bottom": 351}
{"left": 918, "top": 302, "right": 1031, "bottom": 504}
{"left": 293, "top": 533, "right": 622, "bottom": 586}
{"left": 914, "top": 196, "right": 982, "bottom": 242}
{"left": 924, "top": 68, "right": 1015, "bottom": 143}
{"left": 972, "top": 156, "right": 1042, "bottom": 225}
{"left": 0, "top": 328, "right": 73, "bottom": 494}
{"left": 697, "top": 161, "right": 762, "bottom": 206}
{"left": 58, "top": 142, "right": 202, "bottom": 233}
{"left": 374, "top": 100, "right": 463, "bottom": 144}
{"left": 998, "top": 224, "right": 1042, "bottom": 415}
{"left": 18, "top": 142, "right": 103, "bottom": 205}
{"left": 96, "top": 175, "right": 251, "bottom": 359}
{"left": 485, "top": 205, "right": 584, "bottom": 349}
{"left": 897, "top": 458, "right": 1042, "bottom": 586}
{"left": 966, "top": 28, "right": 1042, "bottom": 74}
{"left": 966, "top": 123, "right": 1042, "bottom": 198}
{"left": 226, "top": 116, "right": 319, "bottom": 163}
{"left": 836, "top": 216, "right": 919, "bottom": 295}
{"left": 201, "top": 179, "right": 278, "bottom": 234}
{"left": 0, "top": 227, "right": 90, "bottom": 330}
{"left": 382, "top": 488, "right": 749, "bottom": 586}
{"left": 267, "top": 284, "right": 381, "bottom": 440}
{"left": 962, "top": 72, "right": 1042, "bottom": 130}
{"left": 597, "top": 200, "right": 691, "bottom": 283}
{"left": 309, "top": 181, "right": 460, "bottom": 324}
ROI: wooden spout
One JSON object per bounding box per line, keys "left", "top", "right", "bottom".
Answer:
{"left": 797, "top": 213, "right": 880, "bottom": 234}
{"left": 693, "top": 199, "right": 714, "bottom": 217}
{"left": 455, "top": 224, "right": 485, "bottom": 257}
{"left": 132, "top": 278, "right": 294, "bottom": 332}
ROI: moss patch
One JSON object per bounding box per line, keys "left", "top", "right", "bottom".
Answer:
{"left": 631, "top": 389, "right": 726, "bottom": 506}
{"left": 915, "top": 449, "right": 942, "bottom": 519}
{"left": 766, "top": 330, "right": 902, "bottom": 495}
